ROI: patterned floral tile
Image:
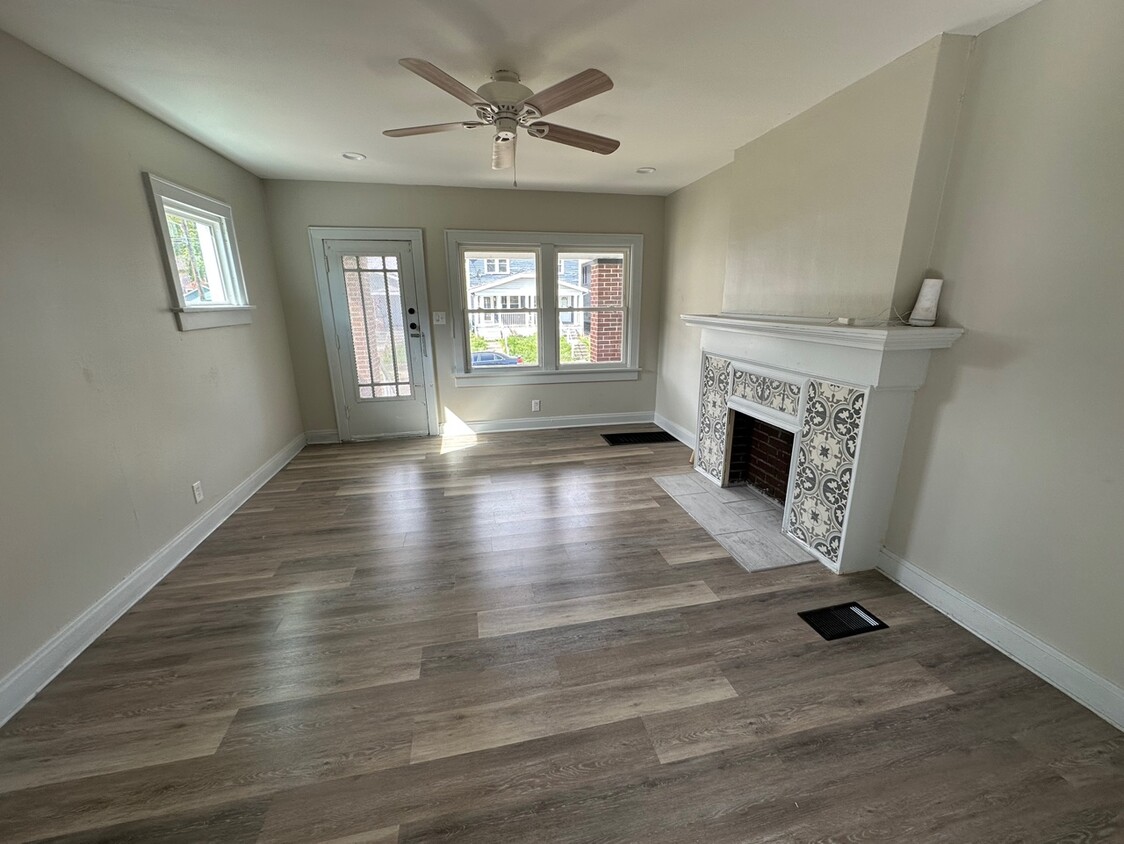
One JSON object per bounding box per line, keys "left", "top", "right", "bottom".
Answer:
{"left": 787, "top": 379, "right": 865, "bottom": 564}
{"left": 695, "top": 355, "right": 732, "bottom": 482}
{"left": 731, "top": 369, "right": 801, "bottom": 416}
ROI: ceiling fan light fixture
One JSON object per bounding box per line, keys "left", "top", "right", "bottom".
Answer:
{"left": 342, "top": 152, "right": 367, "bottom": 161}
{"left": 386, "top": 59, "right": 619, "bottom": 171}
{"left": 494, "top": 115, "right": 518, "bottom": 141}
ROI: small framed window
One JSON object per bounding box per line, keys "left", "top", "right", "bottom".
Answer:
{"left": 144, "top": 173, "right": 253, "bottom": 330}
{"left": 484, "top": 258, "right": 510, "bottom": 274}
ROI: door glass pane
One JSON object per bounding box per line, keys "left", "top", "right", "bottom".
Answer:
{"left": 560, "top": 310, "right": 623, "bottom": 364}
{"left": 463, "top": 249, "right": 538, "bottom": 367}
{"left": 343, "top": 255, "right": 412, "bottom": 400}
{"left": 384, "top": 271, "right": 411, "bottom": 397}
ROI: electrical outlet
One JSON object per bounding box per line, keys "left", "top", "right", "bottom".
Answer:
{"left": 531, "top": 399, "right": 541, "bottom": 412}
{"left": 432, "top": 311, "right": 446, "bottom": 325}
{"left": 191, "top": 481, "right": 204, "bottom": 503}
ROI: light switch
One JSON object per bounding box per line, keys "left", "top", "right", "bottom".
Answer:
{"left": 432, "top": 311, "right": 446, "bottom": 325}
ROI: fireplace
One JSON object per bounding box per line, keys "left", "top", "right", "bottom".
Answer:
{"left": 727, "top": 411, "right": 795, "bottom": 504}
{"left": 682, "top": 314, "right": 963, "bottom": 574}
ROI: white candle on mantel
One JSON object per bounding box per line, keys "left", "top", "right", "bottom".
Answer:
{"left": 908, "top": 278, "right": 944, "bottom": 326}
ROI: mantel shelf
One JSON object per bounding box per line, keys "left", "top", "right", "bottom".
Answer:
{"left": 680, "top": 313, "right": 964, "bottom": 352}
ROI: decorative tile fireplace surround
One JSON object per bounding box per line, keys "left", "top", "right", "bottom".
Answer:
{"left": 681, "top": 314, "right": 963, "bottom": 574}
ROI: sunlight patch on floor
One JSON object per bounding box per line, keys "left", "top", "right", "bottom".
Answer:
{"left": 440, "top": 409, "right": 478, "bottom": 454}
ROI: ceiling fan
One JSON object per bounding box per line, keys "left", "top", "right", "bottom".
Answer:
{"left": 383, "top": 58, "right": 620, "bottom": 172}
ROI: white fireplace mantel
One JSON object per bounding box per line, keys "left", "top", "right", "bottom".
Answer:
{"left": 681, "top": 312, "right": 963, "bottom": 574}
{"left": 681, "top": 313, "right": 963, "bottom": 392}
{"left": 680, "top": 313, "right": 963, "bottom": 350}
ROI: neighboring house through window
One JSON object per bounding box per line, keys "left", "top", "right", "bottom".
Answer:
{"left": 447, "top": 231, "right": 643, "bottom": 384}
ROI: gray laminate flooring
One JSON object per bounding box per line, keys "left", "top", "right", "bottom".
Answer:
{"left": 1, "top": 427, "right": 1120, "bottom": 842}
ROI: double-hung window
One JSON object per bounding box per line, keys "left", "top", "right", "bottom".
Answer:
{"left": 447, "top": 230, "right": 643, "bottom": 384}
{"left": 144, "top": 173, "right": 253, "bottom": 331}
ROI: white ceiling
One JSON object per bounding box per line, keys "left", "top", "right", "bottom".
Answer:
{"left": 0, "top": 0, "right": 1038, "bottom": 195}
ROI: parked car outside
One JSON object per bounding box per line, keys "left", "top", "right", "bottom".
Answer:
{"left": 471, "top": 351, "right": 524, "bottom": 366}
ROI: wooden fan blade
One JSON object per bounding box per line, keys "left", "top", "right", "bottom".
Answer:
{"left": 522, "top": 69, "right": 612, "bottom": 116}
{"left": 492, "top": 135, "right": 515, "bottom": 170}
{"left": 399, "top": 58, "right": 487, "bottom": 107}
{"left": 383, "top": 122, "right": 484, "bottom": 137}
{"left": 529, "top": 122, "right": 619, "bottom": 155}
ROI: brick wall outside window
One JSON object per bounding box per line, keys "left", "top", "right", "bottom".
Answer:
{"left": 588, "top": 258, "right": 624, "bottom": 363}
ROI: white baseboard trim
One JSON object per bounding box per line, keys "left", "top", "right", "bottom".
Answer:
{"left": 449, "top": 411, "right": 656, "bottom": 435}
{"left": 653, "top": 412, "right": 696, "bottom": 449}
{"left": 878, "top": 547, "right": 1124, "bottom": 731}
{"left": 305, "top": 429, "right": 341, "bottom": 444}
{"left": 0, "top": 432, "right": 307, "bottom": 728}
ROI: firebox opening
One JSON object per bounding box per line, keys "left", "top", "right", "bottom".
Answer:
{"left": 726, "top": 410, "right": 795, "bottom": 505}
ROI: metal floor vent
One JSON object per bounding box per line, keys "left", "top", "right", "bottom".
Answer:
{"left": 798, "top": 602, "right": 888, "bottom": 641}
{"left": 601, "top": 431, "right": 678, "bottom": 446}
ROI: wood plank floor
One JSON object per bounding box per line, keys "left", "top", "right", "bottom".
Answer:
{"left": 1, "top": 426, "right": 1122, "bottom": 842}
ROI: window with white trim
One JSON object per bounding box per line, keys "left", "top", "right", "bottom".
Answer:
{"left": 484, "top": 258, "right": 510, "bottom": 274}
{"left": 144, "top": 173, "right": 253, "bottom": 331}
{"left": 447, "top": 231, "right": 643, "bottom": 384}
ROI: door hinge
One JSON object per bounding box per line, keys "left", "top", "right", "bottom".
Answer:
{"left": 335, "top": 333, "right": 341, "bottom": 350}
{"left": 345, "top": 405, "right": 351, "bottom": 419}
{"left": 324, "top": 252, "right": 331, "bottom": 273}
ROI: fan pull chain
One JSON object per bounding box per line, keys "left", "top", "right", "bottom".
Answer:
{"left": 513, "top": 153, "right": 518, "bottom": 189}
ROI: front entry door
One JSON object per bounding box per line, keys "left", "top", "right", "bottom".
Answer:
{"left": 324, "top": 239, "right": 433, "bottom": 438}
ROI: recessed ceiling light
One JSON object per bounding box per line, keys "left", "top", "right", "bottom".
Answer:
{"left": 342, "top": 152, "right": 367, "bottom": 161}
{"left": 635, "top": 166, "right": 656, "bottom": 174}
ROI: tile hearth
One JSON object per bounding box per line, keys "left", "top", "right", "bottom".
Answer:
{"left": 654, "top": 472, "right": 813, "bottom": 572}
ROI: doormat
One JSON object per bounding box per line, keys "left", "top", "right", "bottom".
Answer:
{"left": 602, "top": 431, "right": 679, "bottom": 446}
{"left": 798, "top": 601, "right": 888, "bottom": 641}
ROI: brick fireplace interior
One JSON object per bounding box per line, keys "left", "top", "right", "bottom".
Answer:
{"left": 726, "top": 410, "right": 795, "bottom": 504}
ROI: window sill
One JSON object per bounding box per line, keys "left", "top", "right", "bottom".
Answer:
{"left": 453, "top": 368, "right": 640, "bottom": 387}
{"left": 175, "top": 306, "right": 254, "bottom": 331}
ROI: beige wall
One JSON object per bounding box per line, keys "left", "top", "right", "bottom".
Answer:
{"left": 723, "top": 36, "right": 967, "bottom": 319}
{"left": 263, "top": 180, "right": 664, "bottom": 432}
{"left": 891, "top": 34, "right": 974, "bottom": 315}
{"left": 656, "top": 36, "right": 969, "bottom": 441}
{"left": 653, "top": 165, "right": 732, "bottom": 439}
{"left": 885, "top": 0, "right": 1124, "bottom": 688}
{"left": 0, "top": 32, "right": 302, "bottom": 681}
